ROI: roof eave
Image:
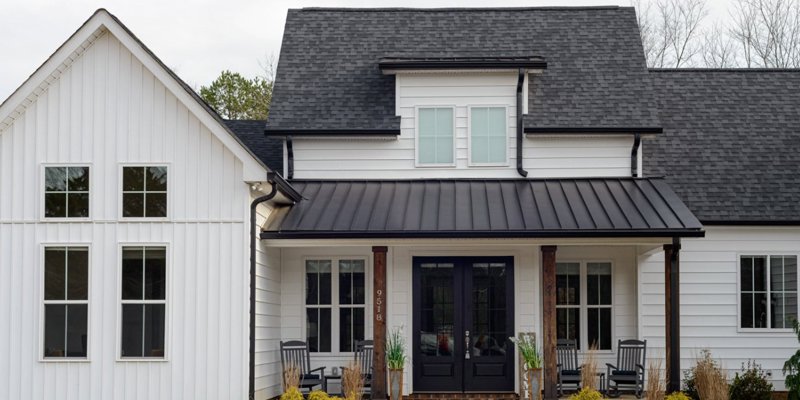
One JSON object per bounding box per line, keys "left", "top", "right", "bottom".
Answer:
{"left": 261, "top": 228, "right": 706, "bottom": 240}
{"left": 524, "top": 127, "right": 664, "bottom": 135}
{"left": 263, "top": 128, "right": 401, "bottom": 137}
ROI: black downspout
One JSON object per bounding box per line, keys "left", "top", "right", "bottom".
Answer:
{"left": 630, "top": 133, "right": 641, "bottom": 177}
{"left": 286, "top": 135, "right": 294, "bottom": 180}
{"left": 249, "top": 173, "right": 278, "bottom": 400}
{"left": 516, "top": 68, "right": 528, "bottom": 177}
{"left": 668, "top": 236, "right": 682, "bottom": 393}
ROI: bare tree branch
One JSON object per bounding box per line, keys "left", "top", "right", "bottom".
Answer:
{"left": 703, "top": 22, "right": 738, "bottom": 67}
{"left": 730, "top": 0, "right": 800, "bottom": 67}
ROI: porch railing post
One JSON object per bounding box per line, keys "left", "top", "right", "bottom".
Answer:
{"left": 541, "top": 245, "right": 558, "bottom": 399}
{"left": 372, "top": 246, "right": 389, "bottom": 399}
{"left": 664, "top": 239, "right": 681, "bottom": 393}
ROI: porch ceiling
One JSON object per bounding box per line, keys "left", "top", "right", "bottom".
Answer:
{"left": 261, "top": 178, "right": 704, "bottom": 240}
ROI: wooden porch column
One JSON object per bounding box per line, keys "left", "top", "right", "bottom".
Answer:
{"left": 541, "top": 245, "right": 558, "bottom": 400}
{"left": 372, "top": 246, "right": 388, "bottom": 400}
{"left": 664, "top": 239, "right": 681, "bottom": 393}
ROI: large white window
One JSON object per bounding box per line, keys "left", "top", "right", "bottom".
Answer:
{"left": 121, "top": 166, "right": 168, "bottom": 218}
{"left": 43, "top": 166, "right": 90, "bottom": 218}
{"left": 417, "top": 107, "right": 455, "bottom": 166}
{"left": 556, "top": 262, "right": 613, "bottom": 350}
{"left": 305, "top": 258, "right": 367, "bottom": 353}
{"left": 469, "top": 106, "right": 507, "bottom": 165}
{"left": 42, "top": 246, "right": 89, "bottom": 359}
{"left": 120, "top": 246, "right": 167, "bottom": 358}
{"left": 740, "top": 255, "right": 798, "bottom": 329}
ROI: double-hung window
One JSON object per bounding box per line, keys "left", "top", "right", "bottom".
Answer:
{"left": 740, "top": 255, "right": 798, "bottom": 329}
{"left": 417, "top": 107, "right": 454, "bottom": 166}
{"left": 556, "top": 261, "right": 613, "bottom": 350}
{"left": 469, "top": 106, "right": 507, "bottom": 165}
{"left": 122, "top": 166, "right": 168, "bottom": 218}
{"left": 44, "top": 166, "right": 90, "bottom": 218}
{"left": 120, "top": 246, "right": 167, "bottom": 358}
{"left": 305, "top": 258, "right": 366, "bottom": 353}
{"left": 43, "top": 246, "right": 89, "bottom": 359}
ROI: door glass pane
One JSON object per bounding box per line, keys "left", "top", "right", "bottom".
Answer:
{"left": 420, "top": 263, "right": 454, "bottom": 357}
{"left": 471, "top": 262, "right": 508, "bottom": 357}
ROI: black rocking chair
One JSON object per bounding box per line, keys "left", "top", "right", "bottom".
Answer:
{"left": 280, "top": 340, "right": 327, "bottom": 393}
{"left": 557, "top": 339, "right": 582, "bottom": 396}
{"left": 342, "top": 340, "right": 374, "bottom": 398}
{"left": 606, "top": 339, "right": 647, "bottom": 398}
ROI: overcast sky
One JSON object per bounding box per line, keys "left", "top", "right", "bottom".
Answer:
{"left": 0, "top": 0, "right": 734, "bottom": 101}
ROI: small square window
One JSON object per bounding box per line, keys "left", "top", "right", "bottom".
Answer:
{"left": 122, "top": 166, "right": 168, "bottom": 218}
{"left": 44, "top": 166, "right": 90, "bottom": 218}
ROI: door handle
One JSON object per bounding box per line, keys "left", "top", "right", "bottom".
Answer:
{"left": 465, "top": 330, "right": 470, "bottom": 360}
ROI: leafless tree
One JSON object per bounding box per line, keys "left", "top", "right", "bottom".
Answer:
{"left": 730, "top": 0, "right": 800, "bottom": 68}
{"left": 258, "top": 52, "right": 278, "bottom": 82}
{"left": 703, "top": 22, "right": 738, "bottom": 67}
{"left": 634, "top": 0, "right": 709, "bottom": 67}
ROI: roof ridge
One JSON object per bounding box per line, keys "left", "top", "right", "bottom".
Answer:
{"left": 650, "top": 68, "right": 800, "bottom": 73}
{"left": 295, "top": 6, "right": 627, "bottom": 12}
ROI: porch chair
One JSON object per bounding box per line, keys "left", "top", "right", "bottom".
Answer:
{"left": 556, "top": 339, "right": 582, "bottom": 396}
{"left": 341, "top": 340, "right": 374, "bottom": 398}
{"left": 280, "top": 340, "right": 326, "bottom": 393}
{"left": 605, "top": 339, "right": 647, "bottom": 399}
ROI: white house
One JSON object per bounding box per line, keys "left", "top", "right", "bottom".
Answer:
{"left": 1, "top": 7, "right": 799, "bottom": 400}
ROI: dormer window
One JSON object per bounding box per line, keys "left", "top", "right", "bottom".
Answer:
{"left": 416, "top": 107, "right": 455, "bottom": 166}
{"left": 469, "top": 106, "right": 508, "bottom": 165}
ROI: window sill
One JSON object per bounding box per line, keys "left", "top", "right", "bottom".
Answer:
{"left": 737, "top": 328, "right": 795, "bottom": 334}
{"left": 414, "top": 163, "right": 457, "bottom": 168}
{"left": 40, "top": 358, "right": 90, "bottom": 363}
{"left": 117, "top": 357, "right": 169, "bottom": 362}
{"left": 41, "top": 217, "right": 92, "bottom": 223}
{"left": 118, "top": 217, "right": 170, "bottom": 223}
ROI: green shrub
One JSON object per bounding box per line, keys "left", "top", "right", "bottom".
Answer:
{"left": 308, "top": 390, "right": 331, "bottom": 400}
{"left": 280, "top": 387, "right": 304, "bottom": 400}
{"left": 568, "top": 387, "right": 603, "bottom": 400}
{"left": 784, "top": 318, "right": 800, "bottom": 400}
{"left": 665, "top": 393, "right": 691, "bottom": 400}
{"left": 728, "top": 361, "right": 772, "bottom": 400}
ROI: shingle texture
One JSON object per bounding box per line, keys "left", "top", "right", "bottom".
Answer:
{"left": 262, "top": 178, "right": 703, "bottom": 238}
{"left": 224, "top": 120, "right": 283, "bottom": 174}
{"left": 647, "top": 70, "right": 800, "bottom": 223}
{"left": 268, "top": 7, "right": 660, "bottom": 132}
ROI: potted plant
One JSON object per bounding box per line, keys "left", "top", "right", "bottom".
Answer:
{"left": 511, "top": 333, "right": 543, "bottom": 400}
{"left": 387, "top": 326, "right": 408, "bottom": 399}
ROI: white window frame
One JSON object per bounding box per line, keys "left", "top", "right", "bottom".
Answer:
{"left": 303, "top": 256, "right": 370, "bottom": 355}
{"left": 116, "top": 243, "right": 170, "bottom": 362}
{"left": 39, "top": 243, "right": 92, "bottom": 362}
{"left": 118, "top": 163, "right": 171, "bottom": 221}
{"left": 414, "top": 106, "right": 457, "bottom": 168}
{"left": 737, "top": 253, "right": 799, "bottom": 333}
{"left": 467, "top": 105, "right": 510, "bottom": 167}
{"left": 40, "top": 163, "right": 93, "bottom": 222}
{"left": 555, "top": 260, "right": 615, "bottom": 353}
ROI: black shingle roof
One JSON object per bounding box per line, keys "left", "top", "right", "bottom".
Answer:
{"left": 261, "top": 178, "right": 703, "bottom": 239}
{"left": 268, "top": 7, "right": 660, "bottom": 133}
{"left": 646, "top": 69, "right": 800, "bottom": 223}
{"left": 224, "top": 120, "right": 283, "bottom": 174}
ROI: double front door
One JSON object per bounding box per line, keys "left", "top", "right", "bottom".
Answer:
{"left": 412, "top": 257, "right": 515, "bottom": 392}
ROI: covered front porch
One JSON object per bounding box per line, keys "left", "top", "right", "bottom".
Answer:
{"left": 260, "top": 178, "right": 703, "bottom": 399}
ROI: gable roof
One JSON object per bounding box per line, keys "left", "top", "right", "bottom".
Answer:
{"left": 0, "top": 9, "right": 270, "bottom": 181}
{"left": 646, "top": 69, "right": 800, "bottom": 223}
{"left": 225, "top": 120, "right": 283, "bottom": 174}
{"left": 267, "top": 7, "right": 661, "bottom": 135}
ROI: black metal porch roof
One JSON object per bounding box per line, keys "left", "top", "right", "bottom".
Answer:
{"left": 261, "top": 178, "right": 704, "bottom": 239}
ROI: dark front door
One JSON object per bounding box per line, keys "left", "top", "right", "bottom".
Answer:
{"left": 413, "top": 257, "right": 515, "bottom": 392}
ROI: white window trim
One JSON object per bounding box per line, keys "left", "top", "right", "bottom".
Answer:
{"left": 118, "top": 163, "right": 171, "bottom": 222}
{"left": 39, "top": 243, "right": 92, "bottom": 362}
{"left": 40, "top": 163, "right": 93, "bottom": 222}
{"left": 467, "top": 105, "right": 510, "bottom": 167}
{"left": 303, "top": 256, "right": 371, "bottom": 355}
{"left": 116, "top": 243, "right": 171, "bottom": 362}
{"left": 555, "top": 259, "right": 615, "bottom": 353}
{"left": 414, "top": 106, "right": 457, "bottom": 168}
{"left": 736, "top": 253, "right": 799, "bottom": 333}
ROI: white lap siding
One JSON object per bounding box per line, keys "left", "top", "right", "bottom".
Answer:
{"left": 290, "top": 72, "right": 637, "bottom": 179}
{"left": 0, "top": 31, "right": 253, "bottom": 399}
{"left": 639, "top": 226, "right": 800, "bottom": 390}
{"left": 255, "top": 201, "right": 283, "bottom": 400}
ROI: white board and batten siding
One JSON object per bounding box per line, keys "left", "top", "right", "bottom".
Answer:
{"left": 290, "top": 72, "right": 637, "bottom": 179}
{"left": 639, "top": 226, "right": 800, "bottom": 390}
{"left": 0, "top": 29, "right": 261, "bottom": 400}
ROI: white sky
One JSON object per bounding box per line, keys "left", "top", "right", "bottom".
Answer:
{"left": 0, "top": 0, "right": 734, "bottom": 101}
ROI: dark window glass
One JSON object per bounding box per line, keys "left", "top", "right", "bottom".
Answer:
{"left": 556, "top": 263, "right": 580, "bottom": 305}
{"left": 122, "top": 166, "right": 167, "bottom": 218}
{"left": 306, "top": 308, "right": 331, "bottom": 353}
{"left": 306, "top": 260, "right": 333, "bottom": 352}
{"left": 741, "top": 256, "right": 785, "bottom": 329}
{"left": 43, "top": 247, "right": 89, "bottom": 358}
{"left": 120, "top": 247, "right": 166, "bottom": 358}
{"left": 340, "top": 308, "right": 365, "bottom": 352}
{"left": 44, "top": 166, "right": 89, "bottom": 218}
{"left": 587, "top": 308, "right": 612, "bottom": 350}
{"left": 557, "top": 308, "right": 580, "bottom": 349}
